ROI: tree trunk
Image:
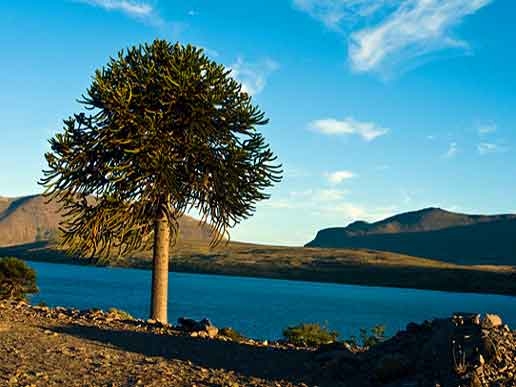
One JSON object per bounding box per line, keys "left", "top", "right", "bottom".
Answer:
{"left": 150, "top": 208, "right": 170, "bottom": 323}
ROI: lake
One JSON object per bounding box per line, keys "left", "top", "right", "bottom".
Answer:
{"left": 28, "top": 261, "right": 516, "bottom": 340}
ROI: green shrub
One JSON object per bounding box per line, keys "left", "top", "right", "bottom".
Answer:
{"left": 0, "top": 257, "right": 38, "bottom": 300}
{"left": 346, "top": 324, "right": 386, "bottom": 349}
{"left": 283, "top": 323, "right": 339, "bottom": 347}
{"left": 361, "top": 324, "right": 385, "bottom": 347}
{"left": 219, "top": 327, "right": 246, "bottom": 341}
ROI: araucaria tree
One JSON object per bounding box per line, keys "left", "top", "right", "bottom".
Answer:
{"left": 41, "top": 40, "right": 282, "bottom": 323}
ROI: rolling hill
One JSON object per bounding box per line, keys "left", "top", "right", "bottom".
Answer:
{"left": 0, "top": 194, "right": 216, "bottom": 248}
{"left": 306, "top": 208, "right": 516, "bottom": 265}
{"left": 1, "top": 197, "right": 516, "bottom": 296}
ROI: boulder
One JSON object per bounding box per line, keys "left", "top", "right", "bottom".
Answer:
{"left": 178, "top": 317, "right": 218, "bottom": 338}
{"left": 482, "top": 314, "right": 503, "bottom": 329}
{"left": 313, "top": 313, "right": 516, "bottom": 387}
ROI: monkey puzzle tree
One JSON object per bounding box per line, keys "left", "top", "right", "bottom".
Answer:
{"left": 41, "top": 40, "right": 281, "bottom": 323}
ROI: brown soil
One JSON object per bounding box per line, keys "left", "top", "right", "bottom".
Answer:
{"left": 2, "top": 301, "right": 515, "bottom": 387}
{"left": 0, "top": 301, "right": 313, "bottom": 387}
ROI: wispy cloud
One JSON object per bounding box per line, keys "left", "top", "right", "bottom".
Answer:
{"left": 229, "top": 58, "right": 279, "bottom": 95}
{"left": 443, "top": 142, "right": 458, "bottom": 158}
{"left": 316, "top": 202, "right": 397, "bottom": 222}
{"left": 310, "top": 117, "right": 389, "bottom": 141}
{"left": 294, "top": 0, "right": 491, "bottom": 76}
{"left": 477, "top": 142, "right": 508, "bottom": 155}
{"left": 263, "top": 186, "right": 398, "bottom": 225}
{"left": 477, "top": 123, "right": 497, "bottom": 135}
{"left": 325, "top": 170, "right": 355, "bottom": 184}
{"left": 293, "top": 0, "right": 395, "bottom": 29}
{"left": 349, "top": 0, "right": 491, "bottom": 74}
{"left": 77, "top": 0, "right": 162, "bottom": 24}
{"left": 401, "top": 188, "right": 413, "bottom": 204}
{"left": 263, "top": 188, "right": 348, "bottom": 209}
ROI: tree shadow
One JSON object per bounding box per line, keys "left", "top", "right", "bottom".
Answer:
{"left": 50, "top": 324, "right": 315, "bottom": 383}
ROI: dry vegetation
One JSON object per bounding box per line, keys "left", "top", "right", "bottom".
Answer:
{"left": 1, "top": 194, "right": 515, "bottom": 296}
{"left": 1, "top": 239, "right": 515, "bottom": 296}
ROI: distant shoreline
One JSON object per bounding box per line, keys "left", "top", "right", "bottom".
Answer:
{"left": 1, "top": 241, "right": 515, "bottom": 297}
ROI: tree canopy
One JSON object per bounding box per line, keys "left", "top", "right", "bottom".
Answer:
{"left": 41, "top": 40, "right": 282, "bottom": 259}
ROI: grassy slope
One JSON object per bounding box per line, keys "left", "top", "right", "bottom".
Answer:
{"left": 306, "top": 208, "right": 516, "bottom": 266}
{"left": 1, "top": 240, "right": 515, "bottom": 296}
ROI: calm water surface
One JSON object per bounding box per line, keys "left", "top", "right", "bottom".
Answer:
{"left": 28, "top": 261, "right": 516, "bottom": 340}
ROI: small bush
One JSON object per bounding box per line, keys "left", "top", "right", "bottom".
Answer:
{"left": 0, "top": 257, "right": 38, "bottom": 300}
{"left": 219, "top": 327, "right": 246, "bottom": 341}
{"left": 283, "top": 323, "right": 339, "bottom": 347}
{"left": 346, "top": 324, "right": 386, "bottom": 349}
{"left": 361, "top": 324, "right": 385, "bottom": 348}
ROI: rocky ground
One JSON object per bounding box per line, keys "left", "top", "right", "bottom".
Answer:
{"left": 313, "top": 313, "right": 516, "bottom": 387}
{"left": 1, "top": 301, "right": 515, "bottom": 387}
{"left": 0, "top": 301, "right": 313, "bottom": 387}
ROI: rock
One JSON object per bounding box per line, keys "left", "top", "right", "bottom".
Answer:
{"left": 177, "top": 317, "right": 198, "bottom": 331}
{"left": 178, "top": 317, "right": 218, "bottom": 338}
{"left": 482, "top": 314, "right": 503, "bottom": 329}
{"left": 205, "top": 325, "right": 218, "bottom": 338}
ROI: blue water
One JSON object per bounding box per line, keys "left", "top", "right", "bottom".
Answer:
{"left": 28, "top": 261, "right": 516, "bottom": 340}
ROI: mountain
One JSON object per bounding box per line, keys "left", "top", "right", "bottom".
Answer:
{"left": 0, "top": 194, "right": 216, "bottom": 248}
{"left": 306, "top": 208, "right": 516, "bottom": 265}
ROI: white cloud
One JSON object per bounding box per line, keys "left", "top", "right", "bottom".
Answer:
{"left": 331, "top": 203, "right": 367, "bottom": 219}
{"left": 293, "top": 0, "right": 396, "bottom": 29}
{"left": 477, "top": 142, "right": 507, "bottom": 155}
{"left": 315, "top": 188, "right": 349, "bottom": 201}
{"left": 228, "top": 58, "right": 279, "bottom": 95}
{"left": 263, "top": 188, "right": 348, "bottom": 209}
{"left": 294, "top": 0, "right": 491, "bottom": 75}
{"left": 262, "top": 185, "right": 400, "bottom": 229}
{"left": 349, "top": 0, "right": 491, "bottom": 74}
{"left": 77, "top": 0, "right": 161, "bottom": 24}
{"left": 316, "top": 202, "right": 397, "bottom": 222}
{"left": 310, "top": 117, "right": 389, "bottom": 141}
{"left": 443, "top": 142, "right": 458, "bottom": 158}
{"left": 478, "top": 123, "right": 497, "bottom": 135}
{"left": 325, "top": 170, "right": 355, "bottom": 184}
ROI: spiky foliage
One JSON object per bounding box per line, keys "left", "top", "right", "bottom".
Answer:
{"left": 41, "top": 40, "right": 281, "bottom": 259}
{"left": 0, "top": 257, "right": 38, "bottom": 300}
{"left": 283, "top": 323, "right": 339, "bottom": 347}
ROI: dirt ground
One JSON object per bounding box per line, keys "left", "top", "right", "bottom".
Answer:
{"left": 0, "top": 301, "right": 314, "bottom": 387}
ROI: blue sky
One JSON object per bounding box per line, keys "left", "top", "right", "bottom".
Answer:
{"left": 1, "top": 0, "right": 515, "bottom": 245}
